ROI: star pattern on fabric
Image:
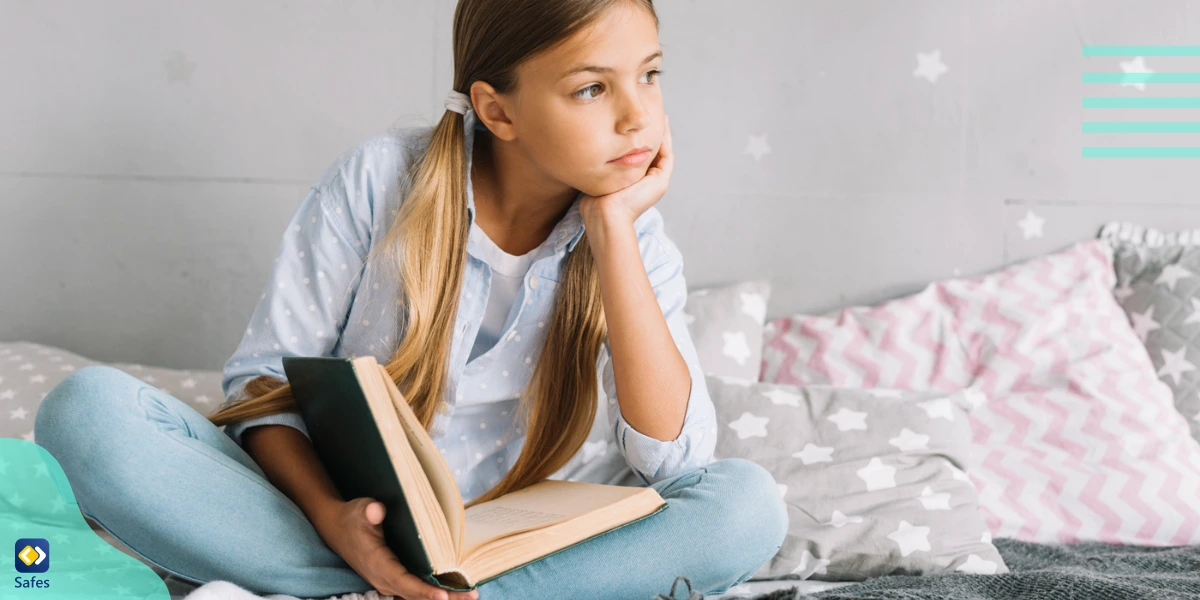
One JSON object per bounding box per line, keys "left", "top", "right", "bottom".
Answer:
{"left": 825, "top": 510, "right": 864, "bottom": 528}
{"left": 1158, "top": 345, "right": 1196, "bottom": 387}
{"left": 1129, "top": 305, "right": 1161, "bottom": 342}
{"left": 916, "top": 398, "right": 955, "bottom": 421}
{"left": 827, "top": 407, "right": 868, "bottom": 431}
{"left": 856, "top": 457, "right": 897, "bottom": 491}
{"left": 1155, "top": 264, "right": 1193, "bottom": 291}
{"left": 722, "top": 331, "right": 753, "bottom": 365}
{"left": 889, "top": 428, "right": 930, "bottom": 451}
{"left": 790, "top": 549, "right": 831, "bottom": 579}
{"left": 1184, "top": 298, "right": 1200, "bottom": 326}
{"left": 728, "top": 411, "right": 770, "bottom": 439}
{"left": 887, "top": 520, "right": 932, "bottom": 556}
{"left": 740, "top": 292, "right": 767, "bottom": 323}
{"left": 793, "top": 443, "right": 835, "bottom": 465}
{"left": 956, "top": 554, "right": 1000, "bottom": 574}
{"left": 918, "top": 485, "right": 952, "bottom": 510}
{"left": 763, "top": 388, "right": 802, "bottom": 407}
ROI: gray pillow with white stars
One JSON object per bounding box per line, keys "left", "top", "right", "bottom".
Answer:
{"left": 2, "top": 341, "right": 225, "bottom": 442}
{"left": 706, "top": 374, "right": 1008, "bottom": 582}
{"left": 1100, "top": 221, "right": 1200, "bottom": 443}
{"left": 683, "top": 279, "right": 771, "bottom": 381}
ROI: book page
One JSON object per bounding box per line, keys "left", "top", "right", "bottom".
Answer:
{"left": 375, "top": 363, "right": 466, "bottom": 554}
{"left": 461, "top": 479, "right": 651, "bottom": 556}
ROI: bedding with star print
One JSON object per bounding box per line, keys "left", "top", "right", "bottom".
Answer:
{"left": 1101, "top": 220, "right": 1200, "bottom": 445}
{"left": 706, "top": 374, "right": 1008, "bottom": 582}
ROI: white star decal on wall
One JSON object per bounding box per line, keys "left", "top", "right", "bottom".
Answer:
{"left": 1130, "top": 306, "right": 1161, "bottom": 342}
{"left": 728, "top": 411, "right": 770, "bottom": 439}
{"left": 827, "top": 407, "right": 868, "bottom": 431}
{"left": 1158, "top": 346, "right": 1195, "bottom": 386}
{"left": 1155, "top": 264, "right": 1193, "bottom": 291}
{"left": 793, "top": 443, "right": 835, "bottom": 465}
{"left": 777, "top": 483, "right": 788, "bottom": 498}
{"left": 826, "top": 510, "right": 864, "bottom": 528}
{"left": 744, "top": 134, "right": 771, "bottom": 161}
{"left": 889, "top": 428, "right": 930, "bottom": 451}
{"left": 887, "top": 520, "right": 932, "bottom": 556}
{"left": 1120, "top": 56, "right": 1153, "bottom": 91}
{"left": 1017, "top": 210, "right": 1045, "bottom": 240}
{"left": 914, "top": 49, "right": 948, "bottom": 84}
{"left": 857, "top": 457, "right": 897, "bottom": 491}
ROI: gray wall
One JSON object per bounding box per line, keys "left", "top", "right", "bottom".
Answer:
{"left": 4, "top": 0, "right": 1199, "bottom": 370}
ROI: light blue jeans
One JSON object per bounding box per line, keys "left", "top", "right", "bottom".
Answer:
{"left": 33, "top": 365, "right": 788, "bottom": 599}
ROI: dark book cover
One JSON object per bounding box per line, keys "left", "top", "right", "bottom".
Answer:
{"left": 280, "top": 356, "right": 471, "bottom": 592}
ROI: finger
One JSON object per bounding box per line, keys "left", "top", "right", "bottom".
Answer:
{"left": 660, "top": 115, "right": 674, "bottom": 173}
{"left": 366, "top": 500, "right": 386, "bottom": 526}
{"left": 380, "top": 554, "right": 449, "bottom": 600}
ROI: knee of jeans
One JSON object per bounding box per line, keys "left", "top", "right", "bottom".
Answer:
{"left": 713, "top": 457, "right": 789, "bottom": 563}
{"left": 34, "top": 365, "right": 139, "bottom": 455}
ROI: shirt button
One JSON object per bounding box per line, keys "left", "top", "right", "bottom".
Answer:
{"left": 436, "top": 403, "right": 451, "bottom": 414}
{"left": 529, "top": 275, "right": 538, "bottom": 289}
{"left": 506, "top": 330, "right": 517, "bottom": 341}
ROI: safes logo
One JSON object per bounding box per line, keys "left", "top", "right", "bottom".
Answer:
{"left": 15, "top": 538, "right": 49, "bottom": 574}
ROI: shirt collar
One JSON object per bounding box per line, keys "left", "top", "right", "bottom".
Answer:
{"left": 462, "top": 108, "right": 587, "bottom": 255}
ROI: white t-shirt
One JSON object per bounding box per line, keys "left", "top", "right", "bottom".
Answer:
{"left": 467, "top": 221, "right": 540, "bottom": 364}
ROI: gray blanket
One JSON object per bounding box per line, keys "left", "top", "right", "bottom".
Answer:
{"left": 655, "top": 537, "right": 1200, "bottom": 600}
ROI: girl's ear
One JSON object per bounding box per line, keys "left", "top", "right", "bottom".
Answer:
{"left": 470, "top": 81, "right": 518, "bottom": 141}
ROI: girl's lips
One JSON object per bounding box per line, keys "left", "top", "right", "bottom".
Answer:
{"left": 608, "top": 149, "right": 652, "bottom": 166}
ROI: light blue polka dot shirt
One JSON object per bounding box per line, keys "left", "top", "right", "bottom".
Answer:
{"left": 219, "top": 107, "right": 717, "bottom": 504}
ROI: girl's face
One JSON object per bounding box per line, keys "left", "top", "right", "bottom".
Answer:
{"left": 502, "top": 3, "right": 664, "bottom": 198}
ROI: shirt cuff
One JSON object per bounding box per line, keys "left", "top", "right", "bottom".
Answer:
{"left": 223, "top": 411, "right": 311, "bottom": 447}
{"left": 611, "top": 397, "right": 715, "bottom": 486}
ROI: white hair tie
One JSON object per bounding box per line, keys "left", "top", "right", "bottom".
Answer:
{"left": 444, "top": 90, "right": 472, "bottom": 115}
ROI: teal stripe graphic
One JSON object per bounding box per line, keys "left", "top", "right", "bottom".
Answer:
{"left": 1083, "top": 97, "right": 1200, "bottom": 108}
{"left": 1083, "top": 147, "right": 1200, "bottom": 157}
{"left": 1083, "top": 122, "right": 1200, "bottom": 133}
{"left": 1084, "top": 73, "right": 1200, "bottom": 83}
{"left": 1084, "top": 46, "right": 1200, "bottom": 56}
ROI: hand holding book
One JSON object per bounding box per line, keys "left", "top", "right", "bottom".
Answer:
{"left": 281, "top": 355, "right": 668, "bottom": 592}
{"left": 320, "top": 496, "right": 479, "bottom": 600}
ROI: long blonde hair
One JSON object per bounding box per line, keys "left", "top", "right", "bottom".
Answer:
{"left": 207, "top": 0, "right": 659, "bottom": 509}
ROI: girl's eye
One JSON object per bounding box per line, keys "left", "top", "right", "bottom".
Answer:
{"left": 572, "top": 69, "right": 663, "bottom": 100}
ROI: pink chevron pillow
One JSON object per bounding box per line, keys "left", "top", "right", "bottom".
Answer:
{"left": 761, "top": 239, "right": 1200, "bottom": 545}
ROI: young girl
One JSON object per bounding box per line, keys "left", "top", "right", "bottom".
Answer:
{"left": 33, "top": 1, "right": 786, "bottom": 598}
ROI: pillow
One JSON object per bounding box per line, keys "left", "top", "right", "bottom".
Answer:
{"left": 1099, "top": 221, "right": 1200, "bottom": 443}
{"left": 683, "top": 279, "right": 771, "bottom": 380}
{"left": 760, "top": 239, "right": 1200, "bottom": 546}
{"left": 3, "top": 341, "right": 225, "bottom": 442}
{"left": 707, "top": 375, "right": 1007, "bottom": 581}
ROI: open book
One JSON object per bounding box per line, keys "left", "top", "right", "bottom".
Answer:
{"left": 280, "top": 355, "right": 668, "bottom": 592}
